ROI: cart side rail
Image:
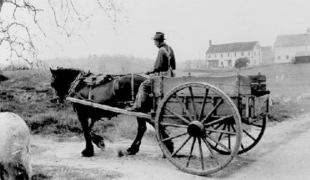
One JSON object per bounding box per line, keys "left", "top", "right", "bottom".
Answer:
{"left": 152, "top": 75, "right": 252, "bottom": 97}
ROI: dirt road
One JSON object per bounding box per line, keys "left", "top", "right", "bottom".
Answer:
{"left": 31, "top": 112, "right": 310, "bottom": 180}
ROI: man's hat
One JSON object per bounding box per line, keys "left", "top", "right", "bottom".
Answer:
{"left": 152, "top": 32, "right": 165, "bottom": 40}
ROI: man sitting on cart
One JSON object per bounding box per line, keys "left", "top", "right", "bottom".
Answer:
{"left": 127, "top": 32, "right": 176, "bottom": 112}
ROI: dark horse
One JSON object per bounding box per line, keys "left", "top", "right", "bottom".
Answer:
{"left": 50, "top": 67, "right": 173, "bottom": 157}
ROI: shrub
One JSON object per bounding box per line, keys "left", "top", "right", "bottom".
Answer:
{"left": 2, "top": 65, "right": 30, "bottom": 71}
{"left": 235, "top": 58, "right": 250, "bottom": 69}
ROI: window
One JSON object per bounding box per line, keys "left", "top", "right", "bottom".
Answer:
{"left": 208, "top": 54, "right": 211, "bottom": 58}
{"left": 215, "top": 54, "right": 217, "bottom": 58}
{"left": 235, "top": 52, "right": 237, "bottom": 57}
{"left": 221, "top": 54, "right": 223, "bottom": 57}
{"left": 241, "top": 52, "right": 244, "bottom": 56}
{"left": 228, "top": 53, "right": 230, "bottom": 57}
{"left": 254, "top": 52, "right": 256, "bottom": 56}
{"left": 248, "top": 52, "right": 250, "bottom": 56}
{"left": 286, "top": 55, "right": 289, "bottom": 59}
{"left": 278, "top": 56, "right": 281, "bottom": 60}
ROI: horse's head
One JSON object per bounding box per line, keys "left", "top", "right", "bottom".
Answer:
{"left": 50, "top": 67, "right": 81, "bottom": 103}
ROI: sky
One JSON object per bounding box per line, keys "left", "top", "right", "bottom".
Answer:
{"left": 1, "top": 0, "right": 310, "bottom": 63}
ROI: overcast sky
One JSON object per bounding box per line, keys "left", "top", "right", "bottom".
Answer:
{"left": 1, "top": 0, "right": 310, "bottom": 63}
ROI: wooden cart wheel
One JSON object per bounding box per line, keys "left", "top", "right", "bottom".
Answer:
{"left": 238, "top": 114, "right": 267, "bottom": 154}
{"left": 155, "top": 82, "right": 242, "bottom": 176}
{"left": 209, "top": 97, "right": 268, "bottom": 155}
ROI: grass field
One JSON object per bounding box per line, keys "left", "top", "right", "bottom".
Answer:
{"left": 182, "top": 63, "right": 310, "bottom": 99}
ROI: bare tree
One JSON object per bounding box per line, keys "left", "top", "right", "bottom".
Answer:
{"left": 0, "top": 0, "right": 124, "bottom": 69}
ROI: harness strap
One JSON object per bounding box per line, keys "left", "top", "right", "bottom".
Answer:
{"left": 112, "top": 75, "right": 136, "bottom": 102}
{"left": 68, "top": 71, "right": 92, "bottom": 101}
{"left": 131, "top": 74, "right": 135, "bottom": 101}
{"left": 88, "top": 86, "right": 92, "bottom": 100}
{"left": 112, "top": 76, "right": 120, "bottom": 97}
{"left": 68, "top": 72, "right": 84, "bottom": 97}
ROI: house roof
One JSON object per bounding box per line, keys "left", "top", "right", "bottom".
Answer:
{"left": 296, "top": 51, "right": 310, "bottom": 57}
{"left": 261, "top": 46, "right": 273, "bottom": 52}
{"left": 274, "top": 34, "right": 310, "bottom": 47}
{"left": 206, "top": 41, "right": 258, "bottom": 54}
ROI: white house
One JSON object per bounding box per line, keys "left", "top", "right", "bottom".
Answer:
{"left": 206, "top": 41, "right": 261, "bottom": 68}
{"left": 274, "top": 29, "right": 310, "bottom": 63}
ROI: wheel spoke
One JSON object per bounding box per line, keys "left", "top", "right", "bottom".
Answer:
{"left": 214, "top": 124, "right": 227, "bottom": 149}
{"left": 241, "top": 143, "right": 245, "bottom": 151}
{"left": 174, "top": 94, "right": 195, "bottom": 122}
{"left": 205, "top": 128, "right": 236, "bottom": 135}
{"left": 202, "top": 137, "right": 218, "bottom": 164}
{"left": 243, "top": 129, "right": 256, "bottom": 141}
{"left": 231, "top": 123, "right": 237, "bottom": 132}
{"left": 164, "top": 107, "right": 191, "bottom": 125}
{"left": 160, "top": 122, "right": 188, "bottom": 128}
{"left": 198, "top": 89, "right": 209, "bottom": 121}
{"left": 243, "top": 121, "right": 263, "bottom": 128}
{"left": 172, "top": 135, "right": 192, "bottom": 157}
{"left": 162, "top": 132, "right": 188, "bottom": 142}
{"left": 207, "top": 122, "right": 223, "bottom": 135}
{"left": 228, "top": 125, "right": 231, "bottom": 150}
{"left": 204, "top": 114, "right": 234, "bottom": 127}
{"left": 206, "top": 132, "right": 232, "bottom": 153}
{"left": 198, "top": 137, "right": 205, "bottom": 170}
{"left": 201, "top": 99, "right": 224, "bottom": 124}
{"left": 186, "top": 137, "right": 196, "bottom": 167}
{"left": 188, "top": 87, "right": 197, "bottom": 120}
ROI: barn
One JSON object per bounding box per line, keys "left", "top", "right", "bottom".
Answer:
{"left": 274, "top": 29, "right": 310, "bottom": 63}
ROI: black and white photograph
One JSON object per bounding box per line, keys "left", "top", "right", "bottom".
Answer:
{"left": 1, "top": 0, "right": 310, "bottom": 179}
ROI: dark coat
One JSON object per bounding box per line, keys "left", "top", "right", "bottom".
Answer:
{"left": 150, "top": 42, "right": 176, "bottom": 73}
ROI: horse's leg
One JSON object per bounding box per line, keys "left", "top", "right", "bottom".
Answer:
{"left": 89, "top": 118, "right": 105, "bottom": 150}
{"left": 76, "top": 107, "right": 94, "bottom": 157}
{"left": 161, "top": 128, "right": 174, "bottom": 154}
{"left": 145, "top": 119, "right": 174, "bottom": 154}
{"left": 127, "top": 117, "right": 147, "bottom": 155}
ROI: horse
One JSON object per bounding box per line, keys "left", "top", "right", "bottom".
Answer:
{"left": 49, "top": 67, "right": 173, "bottom": 157}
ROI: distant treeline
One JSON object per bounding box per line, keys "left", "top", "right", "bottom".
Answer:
{"left": 45, "top": 55, "right": 155, "bottom": 74}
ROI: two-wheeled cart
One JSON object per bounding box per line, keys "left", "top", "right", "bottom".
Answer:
{"left": 67, "top": 73, "right": 270, "bottom": 176}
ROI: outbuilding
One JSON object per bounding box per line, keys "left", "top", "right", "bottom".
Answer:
{"left": 295, "top": 51, "right": 310, "bottom": 64}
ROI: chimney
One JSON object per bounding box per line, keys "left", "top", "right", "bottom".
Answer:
{"left": 209, "top": 40, "right": 212, "bottom": 46}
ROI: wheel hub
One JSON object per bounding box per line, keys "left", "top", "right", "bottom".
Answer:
{"left": 187, "top": 121, "right": 205, "bottom": 137}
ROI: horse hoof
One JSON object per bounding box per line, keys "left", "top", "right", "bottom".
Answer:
{"left": 126, "top": 151, "right": 137, "bottom": 155}
{"left": 81, "top": 149, "right": 94, "bottom": 157}
{"left": 126, "top": 148, "right": 138, "bottom": 155}
{"left": 97, "top": 141, "right": 105, "bottom": 150}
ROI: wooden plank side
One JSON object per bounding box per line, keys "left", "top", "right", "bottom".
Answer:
{"left": 66, "top": 97, "right": 151, "bottom": 119}
{"left": 152, "top": 75, "right": 251, "bottom": 97}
